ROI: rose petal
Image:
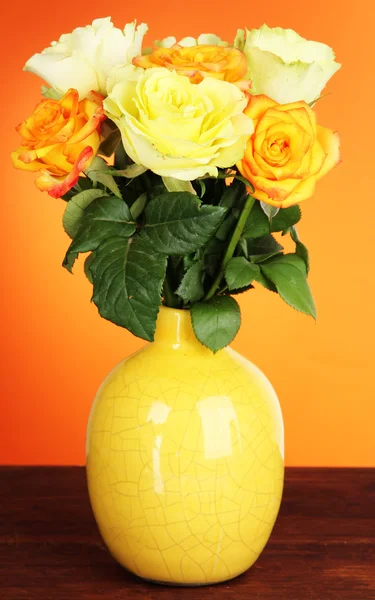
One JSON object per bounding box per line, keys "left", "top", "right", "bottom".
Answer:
{"left": 35, "top": 146, "right": 93, "bottom": 198}
{"left": 244, "top": 94, "right": 278, "bottom": 122}
{"left": 11, "top": 150, "right": 46, "bottom": 172}
{"left": 316, "top": 127, "right": 341, "bottom": 179}
{"left": 60, "top": 89, "right": 80, "bottom": 117}
{"left": 68, "top": 105, "right": 105, "bottom": 145}
{"left": 277, "top": 175, "right": 317, "bottom": 208}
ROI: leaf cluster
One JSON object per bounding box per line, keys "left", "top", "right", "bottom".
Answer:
{"left": 61, "top": 156, "right": 315, "bottom": 352}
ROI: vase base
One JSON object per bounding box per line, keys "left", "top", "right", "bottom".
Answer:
{"left": 134, "top": 570, "right": 246, "bottom": 587}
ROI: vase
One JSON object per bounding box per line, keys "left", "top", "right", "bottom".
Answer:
{"left": 86, "top": 306, "right": 284, "bottom": 586}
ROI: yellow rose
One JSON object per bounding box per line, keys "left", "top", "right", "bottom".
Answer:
{"left": 11, "top": 89, "right": 105, "bottom": 198}
{"left": 133, "top": 45, "right": 250, "bottom": 90}
{"left": 237, "top": 95, "right": 341, "bottom": 207}
{"left": 104, "top": 66, "right": 253, "bottom": 180}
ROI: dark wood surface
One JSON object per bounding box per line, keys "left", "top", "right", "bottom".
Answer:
{"left": 0, "top": 467, "right": 374, "bottom": 600}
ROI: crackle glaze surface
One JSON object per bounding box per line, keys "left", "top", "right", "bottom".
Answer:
{"left": 86, "top": 307, "right": 284, "bottom": 585}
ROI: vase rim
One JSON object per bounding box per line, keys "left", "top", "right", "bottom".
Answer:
{"left": 155, "top": 305, "right": 209, "bottom": 352}
{"left": 159, "top": 305, "right": 190, "bottom": 315}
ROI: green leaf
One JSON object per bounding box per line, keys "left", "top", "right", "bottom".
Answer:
{"left": 162, "top": 177, "right": 197, "bottom": 195}
{"left": 219, "top": 184, "right": 240, "bottom": 210}
{"left": 61, "top": 178, "right": 94, "bottom": 201}
{"left": 102, "top": 164, "right": 148, "bottom": 178}
{"left": 260, "top": 202, "right": 280, "bottom": 222}
{"left": 141, "top": 192, "right": 226, "bottom": 255}
{"left": 191, "top": 295, "right": 241, "bottom": 353}
{"left": 101, "top": 119, "right": 119, "bottom": 138}
{"left": 251, "top": 252, "right": 283, "bottom": 264}
{"left": 238, "top": 237, "right": 249, "bottom": 259}
{"left": 226, "top": 284, "right": 254, "bottom": 295}
{"left": 233, "top": 176, "right": 255, "bottom": 193}
{"left": 90, "top": 236, "right": 168, "bottom": 341}
{"left": 242, "top": 201, "right": 270, "bottom": 239}
{"left": 197, "top": 180, "right": 206, "bottom": 198}
{"left": 265, "top": 253, "right": 307, "bottom": 274}
{"left": 214, "top": 171, "right": 255, "bottom": 193}
{"left": 130, "top": 193, "right": 148, "bottom": 219}
{"left": 84, "top": 252, "right": 96, "bottom": 284}
{"left": 76, "top": 177, "right": 96, "bottom": 192}
{"left": 183, "top": 253, "right": 198, "bottom": 271}
{"left": 308, "top": 93, "right": 328, "bottom": 108}
{"left": 85, "top": 157, "right": 122, "bottom": 198}
{"left": 254, "top": 270, "right": 277, "bottom": 292}
{"left": 246, "top": 235, "right": 284, "bottom": 257}
{"left": 176, "top": 260, "right": 204, "bottom": 303}
{"left": 98, "top": 129, "right": 121, "bottom": 157}
{"left": 202, "top": 238, "right": 226, "bottom": 277}
{"left": 290, "top": 226, "right": 310, "bottom": 273}
{"left": 61, "top": 187, "right": 79, "bottom": 202}
{"left": 270, "top": 206, "right": 301, "bottom": 232}
{"left": 114, "top": 142, "right": 127, "bottom": 170}
{"left": 64, "top": 196, "right": 136, "bottom": 270}
{"left": 41, "top": 86, "right": 62, "bottom": 100}
{"left": 63, "top": 251, "right": 79, "bottom": 274}
{"left": 215, "top": 211, "right": 237, "bottom": 241}
{"left": 225, "top": 257, "right": 260, "bottom": 291}
{"left": 148, "top": 183, "right": 167, "bottom": 201}
{"left": 62, "top": 189, "right": 106, "bottom": 239}
{"left": 70, "top": 196, "right": 135, "bottom": 253}
{"left": 261, "top": 261, "right": 316, "bottom": 318}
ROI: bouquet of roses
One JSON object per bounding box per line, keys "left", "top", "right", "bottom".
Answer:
{"left": 11, "top": 18, "right": 341, "bottom": 352}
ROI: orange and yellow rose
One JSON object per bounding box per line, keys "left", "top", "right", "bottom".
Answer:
{"left": 11, "top": 89, "right": 105, "bottom": 198}
{"left": 133, "top": 45, "right": 251, "bottom": 89}
{"left": 238, "top": 95, "right": 341, "bottom": 207}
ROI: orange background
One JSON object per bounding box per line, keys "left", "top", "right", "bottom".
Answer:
{"left": 1, "top": 0, "right": 374, "bottom": 466}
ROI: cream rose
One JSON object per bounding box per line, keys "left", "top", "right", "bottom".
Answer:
{"left": 104, "top": 66, "right": 253, "bottom": 180}
{"left": 24, "top": 17, "right": 148, "bottom": 99}
{"left": 235, "top": 24, "right": 341, "bottom": 104}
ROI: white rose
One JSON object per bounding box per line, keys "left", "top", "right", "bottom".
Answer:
{"left": 235, "top": 24, "right": 341, "bottom": 104}
{"left": 104, "top": 66, "right": 253, "bottom": 180}
{"left": 24, "top": 17, "right": 148, "bottom": 99}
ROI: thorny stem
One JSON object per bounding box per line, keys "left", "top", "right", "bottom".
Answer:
{"left": 204, "top": 195, "right": 256, "bottom": 301}
{"left": 163, "top": 275, "right": 180, "bottom": 309}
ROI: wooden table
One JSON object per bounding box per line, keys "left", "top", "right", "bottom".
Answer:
{"left": 1, "top": 467, "right": 374, "bottom": 599}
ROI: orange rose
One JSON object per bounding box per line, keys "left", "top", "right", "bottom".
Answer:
{"left": 133, "top": 45, "right": 250, "bottom": 89}
{"left": 11, "top": 89, "right": 105, "bottom": 198}
{"left": 238, "top": 95, "right": 341, "bottom": 207}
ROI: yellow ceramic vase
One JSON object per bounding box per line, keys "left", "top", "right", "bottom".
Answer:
{"left": 86, "top": 307, "right": 284, "bottom": 585}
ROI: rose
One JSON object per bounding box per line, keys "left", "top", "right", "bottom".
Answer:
{"left": 11, "top": 89, "right": 105, "bottom": 198}
{"left": 133, "top": 45, "right": 250, "bottom": 89}
{"left": 104, "top": 66, "right": 253, "bottom": 180}
{"left": 24, "top": 17, "right": 148, "bottom": 99}
{"left": 237, "top": 95, "right": 341, "bottom": 207}
{"left": 235, "top": 24, "right": 341, "bottom": 104}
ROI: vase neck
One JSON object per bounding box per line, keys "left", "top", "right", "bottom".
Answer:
{"left": 153, "top": 306, "right": 213, "bottom": 354}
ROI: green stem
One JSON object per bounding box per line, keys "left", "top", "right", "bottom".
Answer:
{"left": 204, "top": 195, "right": 256, "bottom": 301}
{"left": 163, "top": 276, "right": 180, "bottom": 309}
